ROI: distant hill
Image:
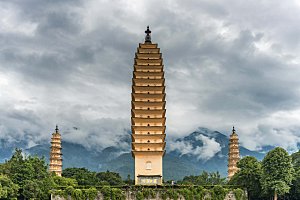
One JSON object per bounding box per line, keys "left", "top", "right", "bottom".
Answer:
{"left": 165, "top": 127, "right": 266, "bottom": 179}
{"left": 1, "top": 127, "right": 270, "bottom": 180}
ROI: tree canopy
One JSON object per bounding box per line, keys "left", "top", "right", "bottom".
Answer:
{"left": 229, "top": 156, "right": 263, "bottom": 199}
{"left": 261, "top": 147, "right": 294, "bottom": 200}
{"left": 180, "top": 171, "right": 226, "bottom": 185}
{"left": 287, "top": 150, "right": 300, "bottom": 199}
{"left": 62, "top": 167, "right": 124, "bottom": 186}
{"left": 0, "top": 148, "right": 79, "bottom": 199}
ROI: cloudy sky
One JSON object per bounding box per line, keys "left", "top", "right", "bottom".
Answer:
{"left": 1, "top": 0, "right": 300, "bottom": 152}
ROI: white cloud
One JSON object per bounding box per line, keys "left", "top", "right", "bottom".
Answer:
{"left": 169, "top": 135, "right": 221, "bottom": 160}
{"left": 194, "top": 135, "right": 222, "bottom": 160}
{"left": 0, "top": 4, "right": 37, "bottom": 36}
{"left": 0, "top": 0, "right": 300, "bottom": 152}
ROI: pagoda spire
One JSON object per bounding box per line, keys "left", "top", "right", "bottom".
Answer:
{"left": 49, "top": 125, "right": 63, "bottom": 176}
{"left": 145, "top": 26, "right": 152, "bottom": 43}
{"left": 131, "top": 29, "right": 166, "bottom": 185}
{"left": 228, "top": 126, "right": 240, "bottom": 179}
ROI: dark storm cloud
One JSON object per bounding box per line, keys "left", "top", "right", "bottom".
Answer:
{"left": 1, "top": 0, "right": 300, "bottom": 151}
{"left": 36, "top": 12, "right": 82, "bottom": 36}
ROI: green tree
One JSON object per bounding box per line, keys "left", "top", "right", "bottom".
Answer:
{"left": 209, "top": 171, "right": 226, "bottom": 185}
{"left": 22, "top": 180, "right": 42, "bottom": 199}
{"left": 0, "top": 148, "right": 48, "bottom": 187}
{"left": 62, "top": 168, "right": 124, "bottom": 186}
{"left": 21, "top": 178, "right": 55, "bottom": 199}
{"left": 211, "top": 185, "right": 227, "bottom": 200}
{"left": 0, "top": 148, "right": 56, "bottom": 199}
{"left": 0, "top": 174, "right": 19, "bottom": 199}
{"left": 261, "top": 147, "right": 294, "bottom": 200}
{"left": 62, "top": 168, "right": 98, "bottom": 186}
{"left": 52, "top": 175, "right": 78, "bottom": 187}
{"left": 229, "top": 156, "right": 263, "bottom": 200}
{"left": 125, "top": 174, "right": 134, "bottom": 185}
{"left": 96, "top": 170, "right": 124, "bottom": 186}
{"left": 287, "top": 150, "right": 300, "bottom": 199}
{"left": 181, "top": 171, "right": 226, "bottom": 185}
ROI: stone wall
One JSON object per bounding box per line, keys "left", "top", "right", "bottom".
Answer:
{"left": 51, "top": 189, "right": 245, "bottom": 200}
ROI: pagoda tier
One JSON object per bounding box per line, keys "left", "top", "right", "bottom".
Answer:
{"left": 132, "top": 109, "right": 166, "bottom": 117}
{"left": 228, "top": 127, "right": 240, "bottom": 180}
{"left": 133, "top": 86, "right": 165, "bottom": 93}
{"left": 132, "top": 94, "right": 165, "bottom": 102}
{"left": 49, "top": 126, "right": 63, "bottom": 176}
{"left": 132, "top": 134, "right": 166, "bottom": 140}
{"left": 132, "top": 125, "right": 166, "bottom": 133}
{"left": 132, "top": 101, "right": 165, "bottom": 110}
{"left": 132, "top": 142, "right": 166, "bottom": 150}
{"left": 134, "top": 72, "right": 164, "bottom": 79}
{"left": 133, "top": 78, "right": 165, "bottom": 86}
{"left": 134, "top": 65, "right": 163, "bottom": 72}
{"left": 131, "top": 27, "right": 166, "bottom": 186}
{"left": 132, "top": 151, "right": 165, "bottom": 156}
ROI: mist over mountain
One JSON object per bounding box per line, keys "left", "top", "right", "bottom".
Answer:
{"left": 1, "top": 127, "right": 272, "bottom": 180}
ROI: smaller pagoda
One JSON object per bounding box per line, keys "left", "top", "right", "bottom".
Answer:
{"left": 49, "top": 125, "right": 63, "bottom": 176}
{"left": 228, "top": 126, "right": 240, "bottom": 179}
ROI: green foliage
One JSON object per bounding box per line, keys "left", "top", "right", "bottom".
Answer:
{"left": 111, "top": 188, "right": 126, "bottom": 200}
{"left": 0, "top": 148, "right": 57, "bottom": 199}
{"left": 136, "top": 191, "right": 144, "bottom": 200}
{"left": 0, "top": 185, "right": 7, "bottom": 199}
{"left": 52, "top": 189, "right": 67, "bottom": 198}
{"left": 50, "top": 185, "right": 246, "bottom": 200}
{"left": 287, "top": 150, "right": 300, "bottom": 199}
{"left": 65, "top": 185, "right": 75, "bottom": 196}
{"left": 53, "top": 186, "right": 100, "bottom": 200}
{"left": 270, "top": 180, "right": 290, "bottom": 195}
{"left": 100, "top": 185, "right": 111, "bottom": 200}
{"left": 194, "top": 186, "right": 205, "bottom": 200}
{"left": 261, "top": 147, "right": 294, "bottom": 198}
{"left": 142, "top": 188, "right": 156, "bottom": 198}
{"left": 211, "top": 185, "right": 227, "bottom": 200}
{"left": 125, "top": 174, "right": 134, "bottom": 185}
{"left": 96, "top": 171, "right": 124, "bottom": 186}
{"left": 233, "top": 188, "right": 246, "bottom": 200}
{"left": 22, "top": 180, "right": 42, "bottom": 199}
{"left": 229, "top": 156, "right": 262, "bottom": 199}
{"left": 98, "top": 185, "right": 125, "bottom": 200}
{"left": 178, "top": 188, "right": 193, "bottom": 200}
{"left": 37, "top": 176, "right": 56, "bottom": 199}
{"left": 84, "top": 187, "right": 98, "bottom": 200}
{"left": 0, "top": 174, "right": 19, "bottom": 198}
{"left": 62, "top": 168, "right": 98, "bottom": 186}
{"left": 291, "top": 150, "right": 300, "bottom": 167}
{"left": 62, "top": 168, "right": 124, "bottom": 186}
{"left": 181, "top": 171, "right": 226, "bottom": 185}
{"left": 166, "top": 189, "right": 178, "bottom": 200}
{"left": 52, "top": 175, "right": 78, "bottom": 187}
{"left": 72, "top": 189, "right": 83, "bottom": 200}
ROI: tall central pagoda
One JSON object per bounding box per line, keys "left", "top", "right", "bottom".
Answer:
{"left": 131, "top": 26, "right": 166, "bottom": 185}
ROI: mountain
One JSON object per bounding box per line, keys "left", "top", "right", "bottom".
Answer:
{"left": 1, "top": 127, "right": 269, "bottom": 181}
{"left": 165, "top": 127, "right": 266, "bottom": 179}
{"left": 0, "top": 139, "right": 28, "bottom": 163}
